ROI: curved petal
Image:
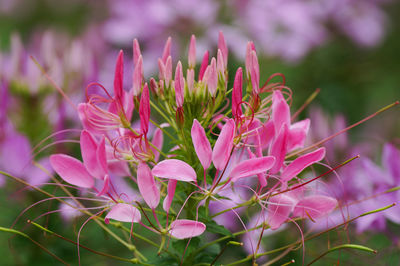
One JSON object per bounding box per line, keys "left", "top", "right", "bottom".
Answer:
{"left": 50, "top": 154, "right": 94, "bottom": 188}
{"left": 151, "top": 128, "right": 164, "bottom": 162}
{"left": 269, "top": 124, "right": 288, "bottom": 174}
{"left": 293, "top": 195, "right": 337, "bottom": 219}
{"left": 170, "top": 219, "right": 206, "bottom": 239}
{"left": 272, "top": 90, "right": 290, "bottom": 134}
{"left": 267, "top": 194, "right": 296, "bottom": 230}
{"left": 163, "top": 179, "right": 177, "bottom": 212}
{"left": 280, "top": 148, "right": 325, "bottom": 182}
{"left": 152, "top": 159, "right": 196, "bottom": 182}
{"left": 105, "top": 203, "right": 141, "bottom": 224}
{"left": 212, "top": 119, "right": 235, "bottom": 171}
{"left": 137, "top": 162, "right": 160, "bottom": 209}
{"left": 191, "top": 119, "right": 212, "bottom": 169}
{"left": 230, "top": 156, "right": 275, "bottom": 182}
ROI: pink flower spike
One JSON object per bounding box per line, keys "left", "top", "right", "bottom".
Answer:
{"left": 250, "top": 51, "right": 260, "bottom": 94}
{"left": 133, "top": 38, "right": 141, "bottom": 67}
{"left": 198, "top": 50, "right": 209, "bottom": 81}
{"left": 151, "top": 128, "right": 163, "bottom": 162}
{"left": 293, "top": 195, "right": 337, "bottom": 219}
{"left": 187, "top": 69, "right": 195, "bottom": 93}
{"left": 207, "top": 57, "right": 218, "bottom": 96}
{"left": 169, "top": 219, "right": 206, "bottom": 239}
{"left": 280, "top": 148, "right": 326, "bottom": 183}
{"left": 269, "top": 124, "right": 289, "bottom": 174}
{"left": 174, "top": 61, "right": 184, "bottom": 107}
{"left": 105, "top": 203, "right": 141, "bottom": 224}
{"left": 218, "top": 31, "right": 228, "bottom": 67}
{"left": 80, "top": 130, "right": 104, "bottom": 179}
{"left": 217, "top": 49, "right": 225, "bottom": 74}
{"left": 212, "top": 119, "right": 235, "bottom": 171}
{"left": 230, "top": 156, "right": 275, "bottom": 182}
{"left": 163, "top": 179, "right": 177, "bottom": 212}
{"left": 191, "top": 119, "right": 212, "bottom": 169}
{"left": 188, "top": 35, "right": 196, "bottom": 68}
{"left": 137, "top": 162, "right": 160, "bottom": 209}
{"left": 272, "top": 90, "right": 291, "bottom": 135}
{"left": 114, "top": 50, "right": 124, "bottom": 102}
{"left": 132, "top": 55, "right": 143, "bottom": 96}
{"left": 267, "top": 194, "right": 296, "bottom": 230}
{"left": 50, "top": 154, "right": 94, "bottom": 188}
{"left": 162, "top": 37, "right": 171, "bottom": 64}
{"left": 139, "top": 83, "right": 150, "bottom": 135}
{"left": 232, "top": 67, "right": 243, "bottom": 118}
{"left": 152, "top": 159, "right": 196, "bottom": 182}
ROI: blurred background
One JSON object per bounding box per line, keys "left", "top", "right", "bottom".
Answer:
{"left": 1, "top": 0, "right": 400, "bottom": 264}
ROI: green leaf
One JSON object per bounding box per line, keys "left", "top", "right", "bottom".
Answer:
{"left": 204, "top": 220, "right": 233, "bottom": 237}
{"left": 172, "top": 237, "right": 201, "bottom": 257}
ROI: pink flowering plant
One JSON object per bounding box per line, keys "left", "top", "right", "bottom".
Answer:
{"left": 1, "top": 33, "right": 397, "bottom": 265}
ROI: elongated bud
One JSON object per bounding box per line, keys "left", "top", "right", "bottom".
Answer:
{"left": 149, "top": 77, "right": 158, "bottom": 95}
{"left": 207, "top": 57, "right": 217, "bottom": 96}
{"left": 165, "top": 56, "right": 172, "bottom": 85}
{"left": 250, "top": 51, "right": 260, "bottom": 94}
{"left": 187, "top": 69, "right": 195, "bottom": 93}
{"left": 245, "top": 41, "right": 256, "bottom": 78}
{"left": 188, "top": 35, "right": 196, "bottom": 69}
{"left": 232, "top": 67, "right": 243, "bottom": 118}
{"left": 162, "top": 37, "right": 171, "bottom": 64}
{"left": 114, "top": 50, "right": 124, "bottom": 102}
{"left": 174, "top": 61, "right": 184, "bottom": 107}
{"left": 132, "top": 55, "right": 143, "bottom": 96}
{"left": 139, "top": 83, "right": 150, "bottom": 135}
{"left": 133, "top": 38, "right": 141, "bottom": 67}
{"left": 216, "top": 49, "right": 225, "bottom": 75}
{"left": 198, "top": 50, "right": 209, "bottom": 81}
{"left": 218, "top": 31, "right": 228, "bottom": 67}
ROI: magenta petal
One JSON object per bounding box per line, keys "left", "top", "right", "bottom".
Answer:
{"left": 50, "top": 154, "right": 94, "bottom": 188}
{"left": 258, "top": 120, "right": 275, "bottom": 148}
{"left": 191, "top": 119, "right": 212, "bottom": 169}
{"left": 137, "top": 162, "right": 160, "bottom": 209}
{"left": 230, "top": 156, "right": 275, "bottom": 182}
{"left": 132, "top": 55, "right": 143, "bottom": 96}
{"left": 267, "top": 194, "right": 296, "bottom": 230}
{"left": 105, "top": 203, "right": 141, "bottom": 224}
{"left": 169, "top": 219, "right": 206, "bottom": 239}
{"left": 139, "top": 83, "right": 150, "bottom": 134}
{"left": 212, "top": 119, "right": 235, "bottom": 171}
{"left": 272, "top": 90, "right": 290, "bottom": 134}
{"left": 114, "top": 50, "right": 124, "bottom": 102}
{"left": 198, "top": 50, "right": 209, "bottom": 81}
{"left": 293, "top": 195, "right": 337, "bottom": 219}
{"left": 163, "top": 179, "right": 177, "bottom": 212}
{"left": 152, "top": 159, "right": 196, "bottom": 182}
{"left": 269, "top": 124, "right": 289, "bottom": 174}
{"left": 174, "top": 61, "right": 184, "bottom": 107}
{"left": 232, "top": 68, "right": 243, "bottom": 118}
{"left": 280, "top": 148, "right": 325, "bottom": 182}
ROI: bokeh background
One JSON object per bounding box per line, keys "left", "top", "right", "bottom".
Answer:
{"left": 1, "top": 0, "right": 400, "bottom": 265}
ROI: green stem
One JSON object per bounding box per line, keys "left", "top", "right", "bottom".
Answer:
{"left": 307, "top": 244, "right": 376, "bottom": 265}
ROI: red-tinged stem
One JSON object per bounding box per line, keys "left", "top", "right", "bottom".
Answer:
{"left": 287, "top": 101, "right": 399, "bottom": 158}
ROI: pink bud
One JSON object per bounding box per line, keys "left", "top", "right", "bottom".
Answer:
{"left": 272, "top": 90, "right": 291, "bottom": 135}
{"left": 232, "top": 67, "right": 243, "bottom": 118}
{"left": 133, "top": 38, "right": 141, "bottom": 67}
{"left": 216, "top": 49, "right": 225, "bottom": 74}
{"left": 174, "top": 61, "right": 184, "bottom": 107}
{"left": 132, "top": 55, "right": 143, "bottom": 96}
{"left": 162, "top": 37, "right": 171, "bottom": 64}
{"left": 137, "top": 162, "right": 160, "bottom": 209}
{"left": 187, "top": 69, "right": 195, "bottom": 93}
{"left": 165, "top": 56, "right": 172, "bottom": 85}
{"left": 245, "top": 41, "right": 256, "bottom": 77}
{"left": 198, "top": 50, "right": 209, "bottom": 81}
{"left": 207, "top": 57, "right": 217, "bottom": 96}
{"left": 188, "top": 35, "right": 196, "bottom": 68}
{"left": 114, "top": 50, "right": 124, "bottom": 102}
{"left": 218, "top": 31, "right": 228, "bottom": 67}
{"left": 139, "top": 83, "right": 150, "bottom": 134}
{"left": 191, "top": 119, "right": 212, "bottom": 169}
{"left": 212, "top": 119, "right": 235, "bottom": 170}
{"left": 250, "top": 51, "right": 260, "bottom": 94}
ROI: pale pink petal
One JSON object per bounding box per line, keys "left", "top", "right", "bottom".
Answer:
{"left": 188, "top": 35, "right": 196, "bottom": 68}
{"left": 187, "top": 69, "right": 195, "bottom": 93}
{"left": 269, "top": 124, "right": 289, "bottom": 174}
{"left": 151, "top": 128, "right": 163, "bottom": 162}
{"left": 217, "top": 49, "right": 225, "bottom": 74}
{"left": 280, "top": 148, "right": 326, "bottom": 182}
{"left": 137, "top": 162, "right": 160, "bottom": 209}
{"left": 245, "top": 41, "right": 256, "bottom": 77}
{"left": 250, "top": 51, "right": 259, "bottom": 94}
{"left": 230, "top": 156, "right": 275, "bottom": 182}
{"left": 174, "top": 61, "right": 184, "bottom": 107}
{"left": 163, "top": 179, "right": 177, "bottom": 212}
{"left": 105, "top": 203, "right": 141, "bottom": 224}
{"left": 152, "top": 159, "right": 196, "bottom": 182}
{"left": 287, "top": 119, "right": 310, "bottom": 151}
{"left": 50, "top": 154, "right": 94, "bottom": 188}
{"left": 191, "top": 119, "right": 212, "bottom": 169}
{"left": 212, "top": 119, "right": 235, "bottom": 171}
{"left": 96, "top": 174, "right": 110, "bottom": 197}
{"left": 267, "top": 194, "right": 296, "bottom": 230}
{"left": 218, "top": 31, "right": 228, "bottom": 67}
{"left": 132, "top": 38, "right": 141, "bottom": 67}
{"left": 293, "top": 195, "right": 337, "bottom": 219}
{"left": 207, "top": 58, "right": 217, "bottom": 96}
{"left": 272, "top": 90, "right": 290, "bottom": 134}
{"left": 170, "top": 219, "right": 206, "bottom": 239}
{"left": 80, "top": 131, "right": 105, "bottom": 179}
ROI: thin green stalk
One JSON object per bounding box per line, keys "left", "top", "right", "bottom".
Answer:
{"left": 307, "top": 244, "right": 376, "bottom": 265}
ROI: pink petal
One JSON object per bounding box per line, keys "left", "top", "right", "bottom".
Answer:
{"left": 245, "top": 41, "right": 256, "bottom": 77}
{"left": 174, "top": 61, "right": 184, "bottom": 107}
{"left": 132, "top": 55, "right": 143, "bottom": 96}
{"left": 250, "top": 51, "right": 259, "bottom": 94}
{"left": 232, "top": 67, "right": 243, "bottom": 118}
{"left": 217, "top": 49, "right": 225, "bottom": 74}
{"left": 207, "top": 58, "right": 217, "bottom": 96}
{"left": 383, "top": 143, "right": 400, "bottom": 180}
{"left": 113, "top": 50, "right": 124, "bottom": 102}
{"left": 139, "top": 83, "right": 150, "bottom": 134}
{"left": 280, "top": 148, "right": 326, "bottom": 182}
{"left": 187, "top": 69, "right": 195, "bottom": 93}
{"left": 132, "top": 38, "right": 141, "bottom": 67}
{"left": 188, "top": 35, "right": 196, "bottom": 68}
{"left": 96, "top": 174, "right": 110, "bottom": 197}
{"left": 96, "top": 136, "right": 108, "bottom": 177}
{"left": 163, "top": 179, "right": 177, "bottom": 212}
{"left": 165, "top": 56, "right": 172, "bottom": 85}
{"left": 151, "top": 128, "right": 163, "bottom": 162}
{"left": 50, "top": 154, "right": 94, "bottom": 188}
{"left": 267, "top": 194, "right": 296, "bottom": 230}
{"left": 293, "top": 195, "right": 337, "bottom": 219}
{"left": 170, "top": 219, "right": 206, "bottom": 239}
{"left": 80, "top": 130, "right": 105, "bottom": 179}
{"left": 272, "top": 90, "right": 290, "bottom": 134}
{"left": 191, "top": 119, "right": 212, "bottom": 169}
{"left": 198, "top": 50, "right": 209, "bottom": 81}
{"left": 212, "top": 119, "right": 235, "bottom": 171}
{"left": 258, "top": 120, "right": 275, "bottom": 148}
{"left": 152, "top": 159, "right": 196, "bottom": 182}
{"left": 230, "top": 156, "right": 275, "bottom": 182}
{"left": 161, "top": 37, "right": 171, "bottom": 64}
{"left": 218, "top": 31, "right": 228, "bottom": 67}
{"left": 105, "top": 203, "right": 141, "bottom": 224}
{"left": 287, "top": 119, "right": 310, "bottom": 151}
{"left": 137, "top": 162, "right": 160, "bottom": 209}
{"left": 269, "top": 124, "right": 289, "bottom": 174}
